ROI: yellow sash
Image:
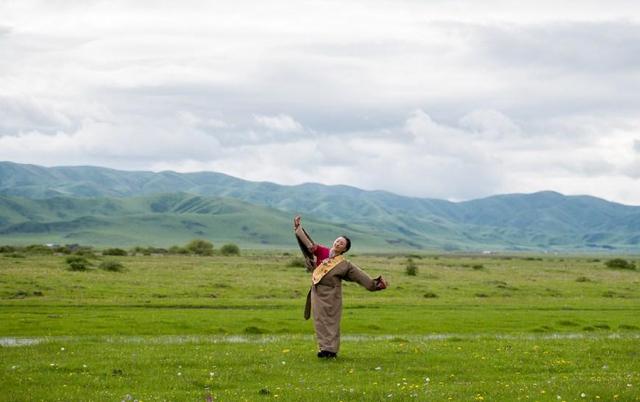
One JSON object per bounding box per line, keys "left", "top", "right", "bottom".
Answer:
{"left": 312, "top": 255, "right": 344, "bottom": 285}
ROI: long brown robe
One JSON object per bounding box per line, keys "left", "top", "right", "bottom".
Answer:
{"left": 295, "top": 225, "right": 381, "bottom": 353}
{"left": 310, "top": 259, "right": 379, "bottom": 353}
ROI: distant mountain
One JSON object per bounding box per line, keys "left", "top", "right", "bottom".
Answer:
{"left": 1, "top": 161, "right": 639, "bottom": 251}
{"left": 0, "top": 193, "right": 397, "bottom": 248}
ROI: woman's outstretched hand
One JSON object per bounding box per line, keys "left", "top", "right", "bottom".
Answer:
{"left": 293, "top": 215, "right": 301, "bottom": 230}
{"left": 374, "top": 276, "right": 388, "bottom": 290}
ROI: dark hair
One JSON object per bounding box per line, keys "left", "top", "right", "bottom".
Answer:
{"left": 341, "top": 235, "right": 351, "bottom": 253}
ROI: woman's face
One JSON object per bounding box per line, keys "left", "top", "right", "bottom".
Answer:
{"left": 332, "top": 236, "right": 348, "bottom": 254}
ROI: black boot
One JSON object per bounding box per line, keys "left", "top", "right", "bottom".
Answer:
{"left": 317, "top": 350, "right": 337, "bottom": 358}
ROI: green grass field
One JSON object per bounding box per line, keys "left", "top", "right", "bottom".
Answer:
{"left": 1, "top": 252, "right": 639, "bottom": 401}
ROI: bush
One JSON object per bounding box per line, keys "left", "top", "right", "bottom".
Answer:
{"left": 131, "top": 246, "right": 168, "bottom": 255}
{"left": 99, "top": 260, "right": 125, "bottom": 272}
{"left": 103, "top": 248, "right": 128, "bottom": 256}
{"left": 52, "top": 244, "right": 95, "bottom": 256}
{"left": 66, "top": 256, "right": 90, "bottom": 271}
{"left": 168, "top": 245, "right": 190, "bottom": 255}
{"left": 131, "top": 246, "right": 146, "bottom": 255}
{"left": 51, "top": 245, "right": 74, "bottom": 254}
{"left": 24, "top": 244, "right": 54, "bottom": 255}
{"left": 185, "top": 239, "right": 214, "bottom": 256}
{"left": 0, "top": 245, "right": 16, "bottom": 253}
{"left": 220, "top": 243, "right": 240, "bottom": 256}
{"left": 605, "top": 258, "right": 636, "bottom": 270}
{"left": 405, "top": 258, "right": 418, "bottom": 276}
{"left": 472, "top": 264, "right": 484, "bottom": 270}
{"left": 71, "top": 246, "right": 96, "bottom": 258}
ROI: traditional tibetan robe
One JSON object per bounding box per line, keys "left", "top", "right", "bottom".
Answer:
{"left": 295, "top": 225, "right": 382, "bottom": 353}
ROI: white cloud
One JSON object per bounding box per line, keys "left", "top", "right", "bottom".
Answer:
{"left": 1, "top": 1, "right": 640, "bottom": 204}
{"left": 254, "top": 114, "right": 303, "bottom": 133}
{"left": 177, "top": 111, "right": 231, "bottom": 129}
{"left": 459, "top": 109, "right": 523, "bottom": 139}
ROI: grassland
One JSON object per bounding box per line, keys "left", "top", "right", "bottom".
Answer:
{"left": 1, "top": 252, "right": 639, "bottom": 401}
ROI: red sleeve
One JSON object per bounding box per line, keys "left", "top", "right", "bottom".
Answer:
{"left": 313, "top": 244, "right": 331, "bottom": 262}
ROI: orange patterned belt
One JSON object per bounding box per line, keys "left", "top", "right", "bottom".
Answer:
{"left": 312, "top": 255, "right": 344, "bottom": 285}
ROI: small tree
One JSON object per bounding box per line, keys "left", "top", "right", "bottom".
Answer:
{"left": 185, "top": 239, "right": 214, "bottom": 256}
{"left": 220, "top": 243, "right": 240, "bottom": 256}
{"left": 405, "top": 258, "right": 418, "bottom": 276}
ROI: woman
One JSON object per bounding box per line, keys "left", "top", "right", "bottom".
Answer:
{"left": 293, "top": 215, "right": 387, "bottom": 358}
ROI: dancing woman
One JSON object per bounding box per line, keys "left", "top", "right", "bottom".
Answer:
{"left": 293, "top": 215, "right": 387, "bottom": 358}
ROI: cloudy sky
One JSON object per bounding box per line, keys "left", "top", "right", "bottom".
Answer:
{"left": 1, "top": 1, "right": 640, "bottom": 204}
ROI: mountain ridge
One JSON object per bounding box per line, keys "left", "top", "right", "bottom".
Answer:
{"left": 1, "top": 161, "right": 639, "bottom": 251}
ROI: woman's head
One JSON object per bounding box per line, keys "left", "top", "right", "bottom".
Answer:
{"left": 332, "top": 235, "right": 351, "bottom": 255}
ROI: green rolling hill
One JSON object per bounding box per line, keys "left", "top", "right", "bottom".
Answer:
{"left": 1, "top": 161, "right": 639, "bottom": 251}
{"left": 0, "top": 193, "right": 413, "bottom": 249}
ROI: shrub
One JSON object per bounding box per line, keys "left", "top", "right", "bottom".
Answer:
{"left": 220, "top": 243, "right": 240, "bottom": 256}
{"left": 605, "top": 258, "right": 636, "bottom": 270}
{"left": 51, "top": 245, "right": 73, "bottom": 254}
{"left": 131, "top": 246, "right": 146, "bottom": 255}
{"left": 405, "top": 258, "right": 418, "bottom": 276}
{"left": 66, "top": 256, "right": 90, "bottom": 271}
{"left": 103, "top": 248, "right": 128, "bottom": 256}
{"left": 72, "top": 246, "right": 96, "bottom": 257}
{"left": 0, "top": 245, "right": 16, "bottom": 253}
{"left": 423, "top": 291, "right": 438, "bottom": 298}
{"left": 168, "top": 245, "right": 190, "bottom": 255}
{"left": 99, "top": 260, "right": 125, "bottom": 272}
{"left": 472, "top": 264, "right": 484, "bottom": 270}
{"left": 185, "top": 239, "right": 214, "bottom": 256}
{"left": 131, "top": 246, "right": 167, "bottom": 255}
{"left": 24, "top": 244, "right": 54, "bottom": 255}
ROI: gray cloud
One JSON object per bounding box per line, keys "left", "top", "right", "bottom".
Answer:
{"left": 0, "top": 95, "right": 77, "bottom": 135}
{"left": 1, "top": 1, "right": 640, "bottom": 204}
{"left": 465, "top": 21, "right": 640, "bottom": 73}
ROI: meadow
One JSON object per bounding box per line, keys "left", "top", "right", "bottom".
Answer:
{"left": 1, "top": 251, "right": 639, "bottom": 401}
